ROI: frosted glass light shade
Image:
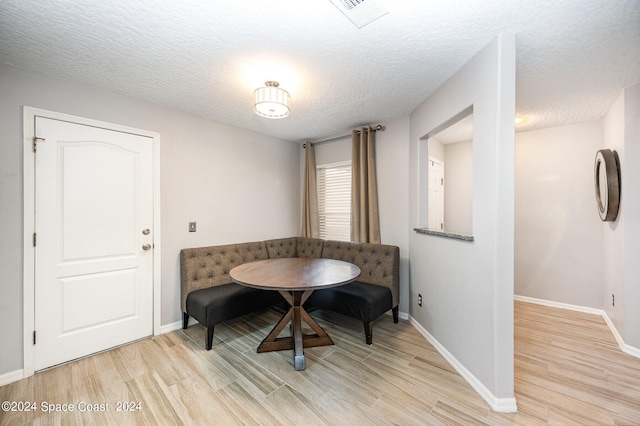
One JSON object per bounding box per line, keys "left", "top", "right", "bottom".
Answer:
{"left": 253, "top": 81, "right": 290, "bottom": 119}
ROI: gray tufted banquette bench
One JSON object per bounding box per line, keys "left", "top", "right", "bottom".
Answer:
{"left": 180, "top": 237, "right": 399, "bottom": 350}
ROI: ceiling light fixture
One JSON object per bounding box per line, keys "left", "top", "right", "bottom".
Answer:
{"left": 253, "top": 81, "right": 290, "bottom": 119}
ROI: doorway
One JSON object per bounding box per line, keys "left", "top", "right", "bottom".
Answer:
{"left": 427, "top": 157, "right": 444, "bottom": 230}
{"left": 23, "top": 107, "right": 161, "bottom": 375}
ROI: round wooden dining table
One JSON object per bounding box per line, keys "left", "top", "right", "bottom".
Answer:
{"left": 229, "top": 257, "right": 361, "bottom": 370}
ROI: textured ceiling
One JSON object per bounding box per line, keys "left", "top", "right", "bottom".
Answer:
{"left": 1, "top": 0, "right": 639, "bottom": 142}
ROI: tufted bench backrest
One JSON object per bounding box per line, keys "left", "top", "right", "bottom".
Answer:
{"left": 180, "top": 237, "right": 400, "bottom": 313}
{"left": 264, "top": 237, "right": 325, "bottom": 259}
{"left": 321, "top": 240, "right": 400, "bottom": 307}
{"left": 180, "top": 241, "right": 269, "bottom": 312}
{"left": 295, "top": 237, "right": 325, "bottom": 258}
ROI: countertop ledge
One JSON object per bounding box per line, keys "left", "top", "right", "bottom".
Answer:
{"left": 413, "top": 228, "right": 474, "bottom": 242}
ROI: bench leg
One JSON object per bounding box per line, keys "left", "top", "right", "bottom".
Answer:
{"left": 392, "top": 306, "right": 399, "bottom": 323}
{"left": 206, "top": 325, "right": 215, "bottom": 350}
{"left": 182, "top": 312, "right": 189, "bottom": 329}
{"left": 364, "top": 321, "right": 373, "bottom": 345}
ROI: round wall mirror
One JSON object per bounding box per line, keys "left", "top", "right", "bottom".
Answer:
{"left": 594, "top": 149, "right": 620, "bottom": 222}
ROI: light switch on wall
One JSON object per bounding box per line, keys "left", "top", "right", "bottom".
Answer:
{"left": 189, "top": 222, "right": 196, "bottom": 232}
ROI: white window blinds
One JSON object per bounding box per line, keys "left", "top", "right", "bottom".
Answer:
{"left": 317, "top": 161, "right": 351, "bottom": 241}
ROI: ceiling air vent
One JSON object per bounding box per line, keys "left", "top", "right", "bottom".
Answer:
{"left": 329, "top": 0, "right": 388, "bottom": 28}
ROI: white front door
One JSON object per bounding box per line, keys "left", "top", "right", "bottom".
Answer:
{"left": 34, "top": 116, "right": 154, "bottom": 370}
{"left": 428, "top": 157, "right": 444, "bottom": 230}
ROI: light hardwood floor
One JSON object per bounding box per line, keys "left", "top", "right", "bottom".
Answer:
{"left": 1, "top": 301, "right": 639, "bottom": 425}
{"left": 513, "top": 301, "right": 640, "bottom": 425}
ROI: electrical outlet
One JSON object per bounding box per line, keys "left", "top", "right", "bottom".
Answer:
{"left": 418, "top": 293, "right": 422, "bottom": 307}
{"left": 189, "top": 222, "right": 197, "bottom": 232}
{"left": 612, "top": 293, "right": 615, "bottom": 307}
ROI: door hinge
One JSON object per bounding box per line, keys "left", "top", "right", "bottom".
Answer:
{"left": 33, "top": 233, "right": 37, "bottom": 247}
{"left": 441, "top": 178, "right": 444, "bottom": 185}
{"left": 440, "top": 223, "right": 444, "bottom": 230}
{"left": 33, "top": 330, "right": 36, "bottom": 345}
{"left": 33, "top": 136, "right": 45, "bottom": 153}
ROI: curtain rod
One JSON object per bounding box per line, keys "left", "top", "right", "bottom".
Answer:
{"left": 304, "top": 124, "right": 385, "bottom": 148}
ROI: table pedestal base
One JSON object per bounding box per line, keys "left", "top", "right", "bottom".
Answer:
{"left": 257, "top": 290, "right": 333, "bottom": 370}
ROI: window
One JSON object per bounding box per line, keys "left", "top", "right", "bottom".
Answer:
{"left": 317, "top": 161, "right": 351, "bottom": 241}
{"left": 418, "top": 106, "right": 474, "bottom": 238}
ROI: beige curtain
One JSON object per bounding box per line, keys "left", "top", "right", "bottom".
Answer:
{"left": 301, "top": 142, "right": 319, "bottom": 238}
{"left": 351, "top": 127, "right": 381, "bottom": 243}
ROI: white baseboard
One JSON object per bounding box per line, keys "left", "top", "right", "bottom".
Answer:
{"left": 161, "top": 320, "right": 184, "bottom": 334}
{"left": 617, "top": 335, "right": 640, "bottom": 357}
{"left": 514, "top": 295, "right": 603, "bottom": 315}
{"left": 384, "top": 309, "right": 410, "bottom": 321}
{"left": 161, "top": 317, "right": 201, "bottom": 334}
{"left": 408, "top": 316, "right": 518, "bottom": 413}
{"left": 0, "top": 369, "right": 24, "bottom": 387}
{"left": 515, "top": 295, "right": 640, "bottom": 359}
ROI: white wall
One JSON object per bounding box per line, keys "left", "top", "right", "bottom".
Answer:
{"left": 603, "top": 83, "right": 640, "bottom": 351}
{"left": 514, "top": 89, "right": 640, "bottom": 354}
{"left": 515, "top": 120, "right": 604, "bottom": 308}
{"left": 376, "top": 117, "right": 411, "bottom": 313}
{"left": 428, "top": 137, "right": 445, "bottom": 162}
{"left": 603, "top": 94, "right": 625, "bottom": 334}
{"left": 422, "top": 138, "right": 473, "bottom": 234}
{"left": 622, "top": 84, "right": 640, "bottom": 350}
{"left": 408, "top": 34, "right": 516, "bottom": 407}
{"left": 444, "top": 140, "right": 473, "bottom": 235}
{"left": 0, "top": 64, "right": 300, "bottom": 376}
{"left": 308, "top": 116, "right": 411, "bottom": 314}
{"left": 313, "top": 136, "right": 351, "bottom": 165}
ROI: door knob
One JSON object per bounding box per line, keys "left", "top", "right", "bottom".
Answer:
{"left": 142, "top": 229, "right": 150, "bottom": 235}
{"left": 142, "top": 244, "right": 152, "bottom": 250}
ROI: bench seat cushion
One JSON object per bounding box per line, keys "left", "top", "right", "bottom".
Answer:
{"left": 305, "top": 281, "right": 392, "bottom": 323}
{"left": 321, "top": 240, "right": 399, "bottom": 308}
{"left": 186, "top": 283, "right": 282, "bottom": 326}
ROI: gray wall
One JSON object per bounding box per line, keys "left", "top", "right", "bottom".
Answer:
{"left": 515, "top": 85, "right": 640, "bottom": 355}
{"left": 0, "top": 64, "right": 301, "bottom": 377}
{"left": 444, "top": 140, "right": 473, "bottom": 235}
{"left": 310, "top": 115, "right": 411, "bottom": 315}
{"left": 515, "top": 120, "right": 605, "bottom": 308}
{"left": 603, "top": 83, "right": 640, "bottom": 350}
{"left": 622, "top": 84, "right": 640, "bottom": 350}
{"left": 409, "top": 34, "right": 516, "bottom": 405}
